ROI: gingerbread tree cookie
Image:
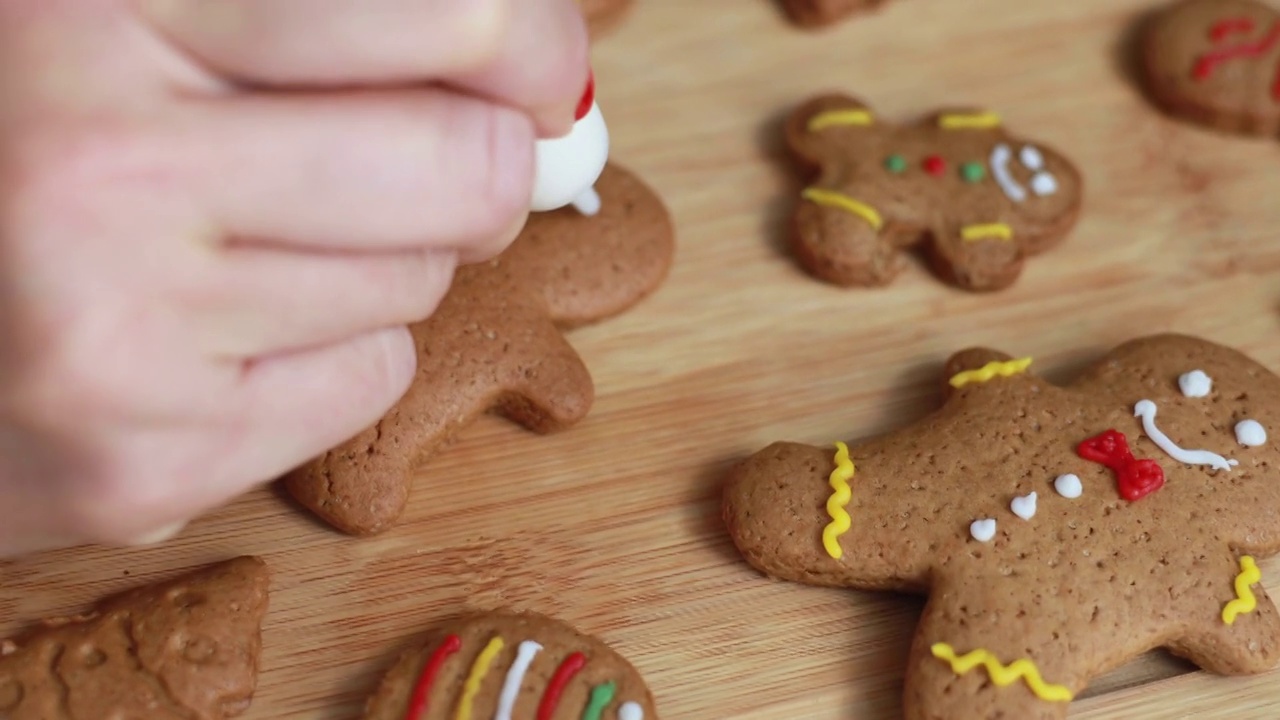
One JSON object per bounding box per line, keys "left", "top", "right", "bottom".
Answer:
{"left": 363, "top": 611, "right": 658, "bottom": 720}
{"left": 0, "top": 556, "right": 270, "bottom": 720}
{"left": 1143, "top": 0, "right": 1280, "bottom": 136}
{"left": 285, "top": 163, "right": 675, "bottom": 536}
{"left": 784, "top": 94, "right": 1082, "bottom": 291}
{"left": 723, "top": 334, "right": 1280, "bottom": 719}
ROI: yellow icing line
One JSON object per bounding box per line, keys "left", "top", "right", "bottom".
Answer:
{"left": 1223, "top": 555, "right": 1261, "bottom": 625}
{"left": 931, "top": 643, "right": 1073, "bottom": 702}
{"left": 454, "top": 636, "right": 505, "bottom": 720}
{"left": 960, "top": 223, "right": 1014, "bottom": 242}
{"left": 948, "top": 357, "right": 1034, "bottom": 389}
{"left": 939, "top": 112, "right": 1002, "bottom": 129}
{"left": 808, "top": 109, "right": 874, "bottom": 131}
{"left": 822, "top": 442, "right": 855, "bottom": 560}
{"left": 801, "top": 188, "right": 884, "bottom": 230}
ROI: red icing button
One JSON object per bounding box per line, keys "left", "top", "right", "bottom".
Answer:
{"left": 923, "top": 155, "right": 947, "bottom": 177}
{"left": 1077, "top": 429, "right": 1166, "bottom": 502}
{"left": 574, "top": 70, "right": 595, "bottom": 122}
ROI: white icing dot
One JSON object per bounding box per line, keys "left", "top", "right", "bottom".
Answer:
{"left": 1020, "top": 145, "right": 1044, "bottom": 170}
{"left": 1030, "top": 172, "right": 1058, "bottom": 196}
{"left": 1236, "top": 419, "right": 1268, "bottom": 447}
{"left": 1054, "top": 474, "right": 1083, "bottom": 499}
{"left": 1010, "top": 492, "right": 1038, "bottom": 520}
{"left": 618, "top": 702, "right": 644, "bottom": 720}
{"left": 969, "top": 518, "right": 997, "bottom": 542}
{"left": 1179, "top": 370, "right": 1212, "bottom": 398}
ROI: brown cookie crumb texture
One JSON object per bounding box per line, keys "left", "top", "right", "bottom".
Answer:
{"left": 1142, "top": 0, "right": 1280, "bottom": 137}
{"left": 781, "top": 0, "right": 889, "bottom": 28}
{"left": 723, "top": 334, "right": 1280, "bottom": 719}
{"left": 581, "top": 0, "right": 635, "bottom": 38}
{"left": 783, "top": 93, "right": 1083, "bottom": 292}
{"left": 0, "top": 556, "right": 270, "bottom": 720}
{"left": 284, "top": 163, "right": 675, "bottom": 537}
{"left": 363, "top": 611, "right": 658, "bottom": 720}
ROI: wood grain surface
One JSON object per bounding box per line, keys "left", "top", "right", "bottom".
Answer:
{"left": 5, "top": 0, "right": 1280, "bottom": 718}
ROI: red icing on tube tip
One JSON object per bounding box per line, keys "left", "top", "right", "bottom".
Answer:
{"left": 575, "top": 71, "right": 596, "bottom": 122}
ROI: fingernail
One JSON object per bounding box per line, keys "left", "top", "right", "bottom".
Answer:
{"left": 127, "top": 520, "right": 187, "bottom": 546}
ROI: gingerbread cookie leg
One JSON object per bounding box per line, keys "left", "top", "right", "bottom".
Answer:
{"left": 792, "top": 187, "right": 908, "bottom": 286}
{"left": 928, "top": 221, "right": 1027, "bottom": 292}
{"left": 1166, "top": 552, "right": 1280, "bottom": 675}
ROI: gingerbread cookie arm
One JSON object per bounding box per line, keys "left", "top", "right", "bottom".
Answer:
{"left": 927, "top": 220, "right": 1028, "bottom": 292}
{"left": 791, "top": 185, "right": 908, "bottom": 286}
{"left": 785, "top": 93, "right": 879, "bottom": 168}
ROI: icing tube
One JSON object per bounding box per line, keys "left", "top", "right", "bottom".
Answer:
{"left": 531, "top": 70, "right": 610, "bottom": 215}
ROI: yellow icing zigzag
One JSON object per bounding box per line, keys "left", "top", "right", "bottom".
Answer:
{"left": 939, "top": 111, "right": 1002, "bottom": 129}
{"left": 931, "top": 643, "right": 1073, "bottom": 702}
{"left": 822, "top": 442, "right": 855, "bottom": 560}
{"left": 455, "top": 636, "right": 505, "bottom": 720}
{"left": 808, "top": 109, "right": 874, "bottom": 131}
{"left": 949, "top": 357, "right": 1034, "bottom": 389}
{"left": 801, "top": 188, "right": 884, "bottom": 230}
{"left": 1223, "top": 555, "right": 1261, "bottom": 625}
{"left": 961, "top": 223, "right": 1014, "bottom": 242}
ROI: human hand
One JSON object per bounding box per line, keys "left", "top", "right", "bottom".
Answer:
{"left": 0, "top": 0, "right": 589, "bottom": 556}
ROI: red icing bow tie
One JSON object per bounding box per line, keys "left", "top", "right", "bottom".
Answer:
{"left": 1077, "top": 429, "right": 1165, "bottom": 501}
{"left": 574, "top": 70, "right": 595, "bottom": 122}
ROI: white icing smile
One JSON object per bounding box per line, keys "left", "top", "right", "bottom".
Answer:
{"left": 991, "top": 144, "right": 1059, "bottom": 203}
{"left": 1134, "top": 399, "right": 1238, "bottom": 471}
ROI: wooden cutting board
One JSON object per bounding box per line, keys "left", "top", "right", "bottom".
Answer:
{"left": 5, "top": 0, "right": 1280, "bottom": 717}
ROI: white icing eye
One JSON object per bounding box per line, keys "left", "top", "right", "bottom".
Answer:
{"left": 1030, "top": 172, "right": 1058, "bottom": 196}
{"left": 1179, "top": 370, "right": 1213, "bottom": 398}
{"left": 1020, "top": 145, "right": 1044, "bottom": 170}
{"left": 1054, "top": 473, "right": 1082, "bottom": 499}
{"left": 1236, "top": 419, "right": 1267, "bottom": 447}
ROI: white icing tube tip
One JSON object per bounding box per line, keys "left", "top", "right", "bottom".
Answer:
{"left": 571, "top": 186, "right": 601, "bottom": 216}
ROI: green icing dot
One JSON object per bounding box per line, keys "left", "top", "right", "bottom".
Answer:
{"left": 884, "top": 154, "right": 907, "bottom": 173}
{"left": 961, "top": 162, "right": 986, "bottom": 183}
{"left": 581, "top": 681, "right": 617, "bottom": 720}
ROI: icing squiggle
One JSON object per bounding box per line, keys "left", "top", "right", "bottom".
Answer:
{"left": 495, "top": 640, "right": 542, "bottom": 720}
{"left": 1223, "top": 555, "right": 1261, "bottom": 625}
{"left": 537, "top": 652, "right": 587, "bottom": 720}
{"left": 930, "top": 643, "right": 1073, "bottom": 702}
{"left": 949, "top": 357, "right": 1033, "bottom": 389}
{"left": 581, "top": 681, "right": 617, "bottom": 720}
{"left": 939, "top": 112, "right": 1002, "bottom": 129}
{"left": 961, "top": 223, "right": 1013, "bottom": 242}
{"left": 801, "top": 188, "right": 884, "bottom": 230}
{"left": 1133, "top": 400, "right": 1237, "bottom": 471}
{"left": 808, "top": 109, "right": 874, "bottom": 131}
{"left": 405, "top": 634, "right": 462, "bottom": 720}
{"left": 455, "top": 636, "right": 505, "bottom": 720}
{"left": 822, "top": 442, "right": 855, "bottom": 560}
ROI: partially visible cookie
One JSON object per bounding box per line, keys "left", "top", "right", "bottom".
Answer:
{"left": 284, "top": 162, "right": 675, "bottom": 536}
{"left": 363, "top": 611, "right": 658, "bottom": 720}
{"left": 723, "top": 334, "right": 1280, "bottom": 719}
{"left": 784, "top": 93, "right": 1083, "bottom": 291}
{"left": 779, "top": 0, "right": 890, "bottom": 28}
{"left": 1143, "top": 0, "right": 1280, "bottom": 136}
{"left": 0, "top": 556, "right": 270, "bottom": 720}
{"left": 581, "top": 0, "right": 635, "bottom": 37}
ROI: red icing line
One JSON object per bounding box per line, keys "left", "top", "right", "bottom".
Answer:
{"left": 536, "top": 652, "right": 587, "bottom": 720}
{"left": 1193, "top": 20, "right": 1280, "bottom": 80}
{"left": 1210, "top": 17, "right": 1256, "bottom": 42}
{"left": 404, "top": 634, "right": 462, "bottom": 720}
{"left": 1077, "top": 429, "right": 1166, "bottom": 502}
{"left": 923, "top": 155, "right": 946, "bottom": 177}
{"left": 575, "top": 71, "right": 596, "bottom": 122}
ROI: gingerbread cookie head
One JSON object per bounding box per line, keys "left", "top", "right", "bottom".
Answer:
{"left": 363, "top": 611, "right": 658, "bottom": 720}
{"left": 724, "top": 335, "right": 1280, "bottom": 719}
{"left": 1144, "top": 0, "right": 1280, "bottom": 136}
{"left": 784, "top": 93, "right": 1083, "bottom": 291}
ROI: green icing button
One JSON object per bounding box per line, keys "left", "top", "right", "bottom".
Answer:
{"left": 961, "top": 162, "right": 986, "bottom": 183}
{"left": 884, "top": 154, "right": 907, "bottom": 173}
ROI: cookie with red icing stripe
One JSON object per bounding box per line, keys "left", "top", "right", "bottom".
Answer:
{"left": 784, "top": 93, "right": 1082, "bottom": 291}
{"left": 1143, "top": 0, "right": 1280, "bottom": 136}
{"left": 723, "top": 334, "right": 1280, "bottom": 720}
{"left": 363, "top": 612, "right": 658, "bottom": 720}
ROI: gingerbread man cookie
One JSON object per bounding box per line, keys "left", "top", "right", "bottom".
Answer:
{"left": 785, "top": 94, "right": 1083, "bottom": 291}
{"left": 362, "top": 611, "right": 658, "bottom": 720}
{"left": 0, "top": 556, "right": 270, "bottom": 720}
{"left": 1144, "top": 0, "right": 1280, "bottom": 136}
{"left": 779, "top": 0, "right": 891, "bottom": 28}
{"left": 285, "top": 163, "right": 675, "bottom": 536}
{"left": 724, "top": 334, "right": 1280, "bottom": 719}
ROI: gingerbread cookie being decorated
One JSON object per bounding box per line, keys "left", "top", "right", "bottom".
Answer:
{"left": 363, "top": 611, "right": 658, "bottom": 720}
{"left": 785, "top": 94, "right": 1083, "bottom": 291}
{"left": 724, "top": 334, "right": 1280, "bottom": 719}
{"left": 1144, "top": 0, "right": 1280, "bottom": 136}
